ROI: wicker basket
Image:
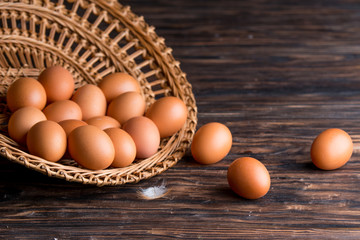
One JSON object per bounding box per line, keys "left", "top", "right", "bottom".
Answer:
{"left": 0, "top": 0, "right": 197, "bottom": 186}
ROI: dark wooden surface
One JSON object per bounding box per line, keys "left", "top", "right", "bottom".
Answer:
{"left": 2, "top": 0, "right": 360, "bottom": 239}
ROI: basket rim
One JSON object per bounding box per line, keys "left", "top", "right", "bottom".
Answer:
{"left": 0, "top": 0, "right": 198, "bottom": 186}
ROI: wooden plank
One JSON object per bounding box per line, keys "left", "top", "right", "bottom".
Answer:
{"left": 2, "top": 0, "right": 360, "bottom": 239}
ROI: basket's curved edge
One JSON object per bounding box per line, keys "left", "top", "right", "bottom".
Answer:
{"left": 95, "top": 0, "right": 196, "bottom": 99}
{"left": 0, "top": 127, "right": 193, "bottom": 186}
{"left": 0, "top": 143, "right": 139, "bottom": 186}
{"left": 0, "top": 0, "right": 198, "bottom": 186}
{"left": 0, "top": 3, "right": 118, "bottom": 81}
{"left": 0, "top": 38, "right": 94, "bottom": 84}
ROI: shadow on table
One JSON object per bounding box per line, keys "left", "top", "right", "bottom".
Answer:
{"left": 0, "top": 156, "right": 141, "bottom": 203}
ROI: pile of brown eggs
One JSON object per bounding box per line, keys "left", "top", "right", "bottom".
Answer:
{"left": 6, "top": 66, "right": 187, "bottom": 170}
{"left": 6, "top": 66, "right": 354, "bottom": 200}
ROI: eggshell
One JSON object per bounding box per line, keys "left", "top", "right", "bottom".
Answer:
{"left": 107, "top": 91, "right": 146, "bottom": 125}
{"left": 43, "top": 100, "right": 82, "bottom": 123}
{"left": 104, "top": 128, "right": 136, "bottom": 168}
{"left": 86, "top": 116, "right": 120, "bottom": 130}
{"left": 58, "top": 119, "right": 87, "bottom": 159}
{"left": 8, "top": 106, "right": 47, "bottom": 146}
{"left": 122, "top": 116, "right": 160, "bottom": 159}
{"left": 38, "top": 66, "right": 74, "bottom": 103}
{"left": 145, "top": 96, "right": 188, "bottom": 138}
{"left": 98, "top": 72, "right": 141, "bottom": 103}
{"left": 58, "top": 119, "right": 88, "bottom": 137}
{"left": 26, "top": 120, "right": 67, "bottom": 162}
{"left": 68, "top": 125, "right": 115, "bottom": 170}
{"left": 191, "top": 122, "right": 232, "bottom": 164}
{"left": 311, "top": 128, "right": 353, "bottom": 170}
{"left": 227, "top": 157, "right": 271, "bottom": 199}
{"left": 6, "top": 77, "right": 47, "bottom": 112}
{"left": 71, "top": 84, "right": 107, "bottom": 121}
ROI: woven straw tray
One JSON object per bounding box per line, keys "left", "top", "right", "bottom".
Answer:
{"left": 0, "top": 0, "right": 197, "bottom": 186}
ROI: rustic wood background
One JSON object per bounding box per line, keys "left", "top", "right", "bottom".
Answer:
{"left": 2, "top": 0, "right": 360, "bottom": 239}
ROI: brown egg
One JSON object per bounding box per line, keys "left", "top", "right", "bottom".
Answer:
{"left": 58, "top": 119, "right": 88, "bottom": 137}
{"left": 68, "top": 125, "right": 115, "bottom": 170}
{"left": 227, "top": 157, "right": 271, "bottom": 199}
{"left": 191, "top": 122, "right": 232, "bottom": 164}
{"left": 8, "top": 106, "right": 47, "bottom": 146}
{"left": 107, "top": 91, "right": 146, "bottom": 125}
{"left": 86, "top": 116, "right": 120, "bottom": 130}
{"left": 58, "top": 119, "right": 87, "bottom": 159}
{"left": 311, "top": 128, "right": 353, "bottom": 170}
{"left": 26, "top": 120, "right": 67, "bottom": 162}
{"left": 145, "top": 96, "right": 188, "bottom": 138}
{"left": 43, "top": 100, "right": 82, "bottom": 123}
{"left": 122, "top": 116, "right": 160, "bottom": 159}
{"left": 98, "top": 72, "right": 141, "bottom": 103}
{"left": 6, "top": 77, "right": 47, "bottom": 112}
{"left": 71, "top": 84, "right": 107, "bottom": 121}
{"left": 104, "top": 128, "right": 136, "bottom": 168}
{"left": 38, "top": 66, "right": 74, "bottom": 103}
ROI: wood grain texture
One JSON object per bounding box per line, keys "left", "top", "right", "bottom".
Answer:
{"left": 2, "top": 0, "right": 360, "bottom": 239}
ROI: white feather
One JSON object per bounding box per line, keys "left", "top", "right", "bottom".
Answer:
{"left": 138, "top": 181, "right": 168, "bottom": 200}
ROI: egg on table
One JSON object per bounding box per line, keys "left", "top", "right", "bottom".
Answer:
{"left": 191, "top": 122, "right": 232, "bottom": 165}
{"left": 311, "top": 128, "right": 353, "bottom": 170}
{"left": 227, "top": 157, "right": 271, "bottom": 199}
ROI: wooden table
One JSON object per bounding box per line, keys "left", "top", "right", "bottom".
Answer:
{"left": 2, "top": 0, "right": 360, "bottom": 239}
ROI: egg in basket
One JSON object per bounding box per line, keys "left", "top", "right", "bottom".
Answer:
{"left": 0, "top": 0, "right": 197, "bottom": 186}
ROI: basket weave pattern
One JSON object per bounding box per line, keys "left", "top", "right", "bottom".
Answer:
{"left": 0, "top": 0, "right": 197, "bottom": 186}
